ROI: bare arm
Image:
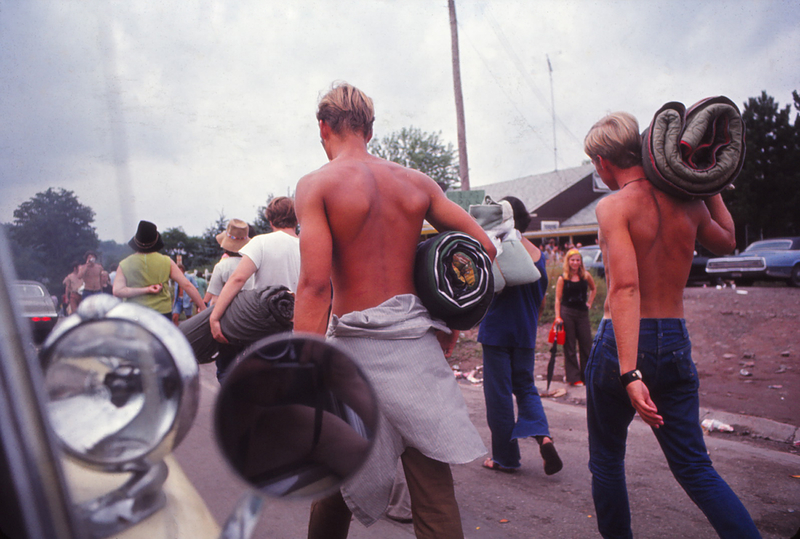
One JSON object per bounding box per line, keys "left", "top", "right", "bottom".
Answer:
{"left": 425, "top": 184, "right": 497, "bottom": 261}
{"left": 596, "top": 198, "right": 663, "bottom": 428}
{"left": 294, "top": 174, "right": 334, "bottom": 335}
{"left": 697, "top": 194, "right": 736, "bottom": 255}
{"left": 169, "top": 261, "right": 206, "bottom": 312}
{"left": 554, "top": 276, "right": 564, "bottom": 324}
{"left": 586, "top": 273, "right": 597, "bottom": 309}
{"left": 208, "top": 257, "right": 256, "bottom": 343}
{"left": 112, "top": 267, "right": 162, "bottom": 298}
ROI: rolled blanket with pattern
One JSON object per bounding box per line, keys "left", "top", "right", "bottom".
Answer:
{"left": 179, "top": 285, "right": 294, "bottom": 364}
{"left": 642, "top": 96, "right": 745, "bottom": 199}
{"left": 413, "top": 231, "right": 494, "bottom": 330}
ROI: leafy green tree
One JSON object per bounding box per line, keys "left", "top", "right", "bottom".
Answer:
{"left": 161, "top": 227, "right": 204, "bottom": 270}
{"left": 197, "top": 214, "right": 229, "bottom": 270}
{"left": 369, "top": 127, "right": 460, "bottom": 191}
{"left": 724, "top": 91, "right": 800, "bottom": 248}
{"left": 253, "top": 195, "right": 275, "bottom": 236}
{"left": 8, "top": 188, "right": 98, "bottom": 288}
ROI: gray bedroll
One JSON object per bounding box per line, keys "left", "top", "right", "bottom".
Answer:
{"left": 642, "top": 95, "right": 745, "bottom": 199}
{"left": 179, "top": 285, "right": 294, "bottom": 364}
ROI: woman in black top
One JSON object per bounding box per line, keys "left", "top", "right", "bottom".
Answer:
{"left": 554, "top": 248, "right": 597, "bottom": 385}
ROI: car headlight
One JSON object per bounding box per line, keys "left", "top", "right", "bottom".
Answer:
{"left": 39, "top": 294, "right": 200, "bottom": 538}
{"left": 40, "top": 294, "right": 198, "bottom": 470}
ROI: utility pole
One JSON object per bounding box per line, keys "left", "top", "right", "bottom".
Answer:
{"left": 448, "top": 0, "right": 470, "bottom": 191}
{"left": 547, "top": 54, "right": 557, "bottom": 171}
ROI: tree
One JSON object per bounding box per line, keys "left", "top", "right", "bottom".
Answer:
{"left": 723, "top": 91, "right": 800, "bottom": 248}
{"left": 253, "top": 194, "right": 276, "bottom": 236}
{"left": 197, "top": 214, "right": 230, "bottom": 270}
{"left": 369, "top": 127, "right": 460, "bottom": 191}
{"left": 9, "top": 188, "right": 98, "bottom": 288}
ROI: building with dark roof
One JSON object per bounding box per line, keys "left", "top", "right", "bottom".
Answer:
{"left": 479, "top": 164, "right": 609, "bottom": 245}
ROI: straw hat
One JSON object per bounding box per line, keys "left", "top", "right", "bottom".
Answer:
{"left": 128, "top": 220, "right": 164, "bottom": 253}
{"left": 216, "top": 219, "right": 250, "bottom": 252}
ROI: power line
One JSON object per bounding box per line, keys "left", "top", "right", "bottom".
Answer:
{"left": 483, "top": 5, "right": 582, "bottom": 146}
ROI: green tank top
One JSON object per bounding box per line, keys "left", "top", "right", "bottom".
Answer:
{"left": 118, "top": 252, "right": 173, "bottom": 314}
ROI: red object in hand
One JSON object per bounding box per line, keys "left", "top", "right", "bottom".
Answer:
{"left": 548, "top": 322, "right": 565, "bottom": 345}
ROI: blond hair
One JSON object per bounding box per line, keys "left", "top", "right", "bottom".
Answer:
{"left": 562, "top": 248, "right": 589, "bottom": 281}
{"left": 584, "top": 111, "right": 642, "bottom": 169}
{"left": 316, "top": 82, "right": 375, "bottom": 138}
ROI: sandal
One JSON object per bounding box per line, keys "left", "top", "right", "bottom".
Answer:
{"left": 540, "top": 442, "right": 563, "bottom": 476}
{"left": 482, "top": 457, "right": 516, "bottom": 473}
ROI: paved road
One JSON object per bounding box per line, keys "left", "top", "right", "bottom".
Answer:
{"left": 174, "top": 363, "right": 800, "bottom": 538}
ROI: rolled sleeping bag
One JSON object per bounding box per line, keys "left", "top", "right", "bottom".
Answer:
{"left": 179, "top": 285, "right": 294, "bottom": 364}
{"left": 414, "top": 231, "right": 494, "bottom": 330}
{"left": 642, "top": 96, "right": 745, "bottom": 199}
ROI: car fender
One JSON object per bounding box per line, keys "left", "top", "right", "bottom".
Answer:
{"left": 63, "top": 455, "right": 220, "bottom": 539}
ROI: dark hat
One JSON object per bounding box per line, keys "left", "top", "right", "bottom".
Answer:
{"left": 128, "top": 220, "right": 164, "bottom": 253}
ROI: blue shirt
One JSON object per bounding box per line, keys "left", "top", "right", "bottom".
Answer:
{"left": 477, "top": 257, "right": 548, "bottom": 349}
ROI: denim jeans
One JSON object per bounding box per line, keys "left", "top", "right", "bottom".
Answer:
{"left": 482, "top": 345, "right": 550, "bottom": 469}
{"left": 586, "top": 319, "right": 760, "bottom": 538}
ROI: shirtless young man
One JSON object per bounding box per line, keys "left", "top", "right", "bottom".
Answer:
{"left": 78, "top": 251, "right": 104, "bottom": 298}
{"left": 584, "top": 112, "right": 760, "bottom": 538}
{"left": 294, "top": 82, "right": 495, "bottom": 539}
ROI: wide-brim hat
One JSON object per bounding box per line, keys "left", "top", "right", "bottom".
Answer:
{"left": 216, "top": 219, "right": 250, "bottom": 252}
{"left": 128, "top": 220, "right": 164, "bottom": 253}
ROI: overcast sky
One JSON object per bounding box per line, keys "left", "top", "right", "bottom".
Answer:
{"left": 1, "top": 0, "right": 798, "bottom": 243}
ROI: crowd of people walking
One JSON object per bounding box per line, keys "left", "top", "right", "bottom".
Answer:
{"left": 55, "top": 81, "right": 761, "bottom": 539}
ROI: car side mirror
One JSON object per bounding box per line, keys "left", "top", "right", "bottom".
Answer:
{"left": 214, "top": 333, "right": 377, "bottom": 499}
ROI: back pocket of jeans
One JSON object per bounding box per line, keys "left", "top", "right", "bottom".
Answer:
{"left": 660, "top": 344, "right": 698, "bottom": 390}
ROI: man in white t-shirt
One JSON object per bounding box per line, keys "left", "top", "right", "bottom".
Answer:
{"left": 209, "top": 196, "right": 300, "bottom": 343}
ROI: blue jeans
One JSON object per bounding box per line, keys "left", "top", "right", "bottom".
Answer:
{"left": 482, "top": 345, "right": 550, "bottom": 469}
{"left": 586, "top": 319, "right": 760, "bottom": 539}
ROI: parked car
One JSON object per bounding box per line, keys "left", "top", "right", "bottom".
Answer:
{"left": 705, "top": 237, "right": 800, "bottom": 287}
{"left": 578, "top": 245, "right": 605, "bottom": 278}
{"left": 686, "top": 245, "right": 720, "bottom": 286}
{"left": 12, "top": 280, "right": 59, "bottom": 344}
{"left": 578, "top": 244, "right": 717, "bottom": 287}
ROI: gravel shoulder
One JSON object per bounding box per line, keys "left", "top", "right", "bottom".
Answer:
{"left": 449, "top": 285, "right": 799, "bottom": 439}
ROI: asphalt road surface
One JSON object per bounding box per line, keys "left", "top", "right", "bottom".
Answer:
{"left": 174, "top": 363, "right": 800, "bottom": 538}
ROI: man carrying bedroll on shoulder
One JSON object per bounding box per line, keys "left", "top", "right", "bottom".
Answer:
{"left": 294, "top": 82, "right": 496, "bottom": 539}
{"left": 584, "top": 112, "right": 761, "bottom": 538}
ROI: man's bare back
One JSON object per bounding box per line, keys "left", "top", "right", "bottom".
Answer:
{"left": 294, "top": 83, "right": 493, "bottom": 336}
{"left": 296, "top": 150, "right": 493, "bottom": 326}
{"left": 599, "top": 181, "right": 736, "bottom": 319}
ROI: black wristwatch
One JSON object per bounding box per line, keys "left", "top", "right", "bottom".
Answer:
{"left": 620, "top": 369, "right": 643, "bottom": 387}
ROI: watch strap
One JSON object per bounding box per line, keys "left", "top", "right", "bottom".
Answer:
{"left": 620, "top": 369, "right": 642, "bottom": 387}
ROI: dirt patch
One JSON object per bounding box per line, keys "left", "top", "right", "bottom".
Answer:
{"left": 449, "top": 286, "right": 799, "bottom": 427}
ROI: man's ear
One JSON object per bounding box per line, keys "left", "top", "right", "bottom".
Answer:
{"left": 319, "top": 119, "right": 331, "bottom": 140}
{"left": 365, "top": 127, "right": 373, "bottom": 144}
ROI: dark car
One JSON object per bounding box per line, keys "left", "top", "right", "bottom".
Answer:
{"left": 705, "top": 237, "right": 800, "bottom": 287}
{"left": 12, "top": 280, "right": 59, "bottom": 344}
{"left": 686, "top": 245, "right": 720, "bottom": 286}
{"left": 580, "top": 244, "right": 715, "bottom": 286}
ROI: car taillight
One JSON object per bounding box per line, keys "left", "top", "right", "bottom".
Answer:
{"left": 32, "top": 316, "right": 52, "bottom": 322}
